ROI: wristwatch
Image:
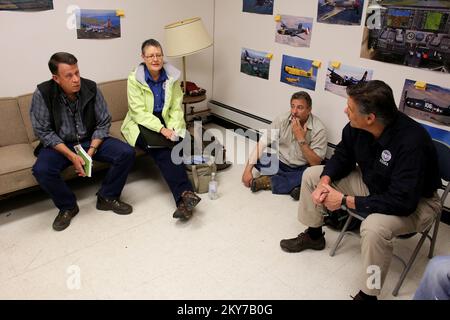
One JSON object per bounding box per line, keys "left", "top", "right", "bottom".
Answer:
{"left": 341, "top": 194, "right": 347, "bottom": 210}
{"left": 298, "top": 139, "right": 307, "bottom": 146}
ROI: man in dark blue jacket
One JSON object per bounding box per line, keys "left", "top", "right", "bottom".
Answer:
{"left": 280, "top": 80, "right": 442, "bottom": 300}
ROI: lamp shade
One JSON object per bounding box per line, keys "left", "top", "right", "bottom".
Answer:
{"left": 164, "top": 17, "right": 213, "bottom": 58}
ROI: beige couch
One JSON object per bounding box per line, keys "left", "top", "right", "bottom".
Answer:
{"left": 0, "top": 79, "right": 142, "bottom": 199}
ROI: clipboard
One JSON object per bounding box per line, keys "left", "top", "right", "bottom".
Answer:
{"left": 138, "top": 124, "right": 176, "bottom": 148}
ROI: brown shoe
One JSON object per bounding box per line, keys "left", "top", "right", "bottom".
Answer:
{"left": 181, "top": 190, "right": 201, "bottom": 211}
{"left": 251, "top": 175, "right": 272, "bottom": 192}
{"left": 280, "top": 231, "right": 325, "bottom": 253}
{"left": 173, "top": 201, "right": 193, "bottom": 220}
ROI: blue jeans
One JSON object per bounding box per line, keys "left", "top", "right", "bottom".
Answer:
{"left": 413, "top": 255, "right": 450, "bottom": 300}
{"left": 136, "top": 134, "right": 193, "bottom": 205}
{"left": 254, "top": 153, "right": 308, "bottom": 194}
{"left": 32, "top": 137, "right": 135, "bottom": 211}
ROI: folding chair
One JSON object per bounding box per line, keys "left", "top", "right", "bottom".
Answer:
{"left": 329, "top": 139, "right": 450, "bottom": 296}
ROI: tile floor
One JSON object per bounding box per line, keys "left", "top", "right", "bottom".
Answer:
{"left": 1, "top": 125, "right": 449, "bottom": 300}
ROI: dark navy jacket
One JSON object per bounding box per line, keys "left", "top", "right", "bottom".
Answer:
{"left": 322, "top": 112, "right": 441, "bottom": 216}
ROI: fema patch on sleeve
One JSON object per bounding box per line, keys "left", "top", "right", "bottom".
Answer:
{"left": 380, "top": 150, "right": 391, "bottom": 166}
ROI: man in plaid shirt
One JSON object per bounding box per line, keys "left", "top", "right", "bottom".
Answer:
{"left": 30, "top": 52, "right": 135, "bottom": 231}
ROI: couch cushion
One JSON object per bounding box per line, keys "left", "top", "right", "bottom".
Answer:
{"left": 98, "top": 79, "right": 128, "bottom": 122}
{"left": 0, "top": 144, "right": 38, "bottom": 194}
{"left": 0, "top": 98, "right": 30, "bottom": 146}
{"left": 17, "top": 93, "right": 38, "bottom": 144}
{"left": 0, "top": 144, "right": 36, "bottom": 175}
{"left": 109, "top": 120, "right": 126, "bottom": 142}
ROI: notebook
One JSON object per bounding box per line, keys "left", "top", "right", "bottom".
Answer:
{"left": 138, "top": 124, "right": 176, "bottom": 148}
{"left": 73, "top": 144, "right": 93, "bottom": 177}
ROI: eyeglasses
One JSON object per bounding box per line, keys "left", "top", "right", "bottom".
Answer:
{"left": 144, "top": 54, "right": 163, "bottom": 60}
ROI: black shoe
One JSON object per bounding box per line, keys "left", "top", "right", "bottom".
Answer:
{"left": 290, "top": 186, "right": 300, "bottom": 201}
{"left": 96, "top": 195, "right": 132, "bottom": 215}
{"left": 173, "top": 201, "right": 192, "bottom": 221}
{"left": 280, "top": 231, "right": 326, "bottom": 253}
{"left": 351, "top": 290, "right": 378, "bottom": 301}
{"left": 53, "top": 205, "right": 79, "bottom": 231}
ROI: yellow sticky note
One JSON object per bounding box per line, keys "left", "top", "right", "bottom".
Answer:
{"left": 414, "top": 81, "right": 427, "bottom": 90}
{"left": 116, "top": 9, "right": 125, "bottom": 17}
{"left": 312, "top": 60, "right": 322, "bottom": 68}
{"left": 266, "top": 53, "right": 273, "bottom": 60}
{"left": 275, "top": 15, "right": 281, "bottom": 22}
{"left": 331, "top": 61, "right": 341, "bottom": 69}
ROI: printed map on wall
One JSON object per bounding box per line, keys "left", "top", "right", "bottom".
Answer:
{"left": 399, "top": 79, "right": 450, "bottom": 145}
{"left": 280, "top": 55, "right": 317, "bottom": 91}
{"left": 325, "top": 63, "right": 373, "bottom": 98}
{"left": 317, "top": 0, "right": 365, "bottom": 25}
{"left": 241, "top": 48, "right": 271, "bottom": 80}
{"left": 243, "top": 0, "right": 274, "bottom": 15}
{"left": 361, "top": 0, "right": 450, "bottom": 73}
{"left": 275, "top": 14, "right": 313, "bottom": 48}
{"left": 76, "top": 9, "right": 121, "bottom": 40}
{"left": 0, "top": 0, "right": 53, "bottom": 11}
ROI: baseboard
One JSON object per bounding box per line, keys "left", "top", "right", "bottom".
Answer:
{"left": 208, "top": 100, "right": 337, "bottom": 151}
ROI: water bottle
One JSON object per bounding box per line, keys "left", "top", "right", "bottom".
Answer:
{"left": 208, "top": 172, "right": 218, "bottom": 200}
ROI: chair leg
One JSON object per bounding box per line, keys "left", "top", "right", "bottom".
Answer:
{"left": 428, "top": 213, "right": 441, "bottom": 259}
{"left": 329, "top": 215, "right": 353, "bottom": 257}
{"left": 392, "top": 232, "right": 428, "bottom": 296}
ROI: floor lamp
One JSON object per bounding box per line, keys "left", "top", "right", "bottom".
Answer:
{"left": 164, "top": 17, "right": 213, "bottom": 97}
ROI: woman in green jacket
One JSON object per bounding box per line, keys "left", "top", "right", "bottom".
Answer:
{"left": 121, "top": 39, "right": 200, "bottom": 220}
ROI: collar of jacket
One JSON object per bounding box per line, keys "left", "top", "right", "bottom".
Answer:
{"left": 134, "top": 62, "right": 181, "bottom": 88}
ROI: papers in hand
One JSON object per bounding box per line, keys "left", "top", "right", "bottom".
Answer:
{"left": 74, "top": 144, "right": 93, "bottom": 177}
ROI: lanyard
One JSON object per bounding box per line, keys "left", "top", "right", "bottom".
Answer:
{"left": 65, "top": 97, "right": 82, "bottom": 145}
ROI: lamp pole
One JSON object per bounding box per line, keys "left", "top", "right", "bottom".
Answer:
{"left": 182, "top": 55, "right": 187, "bottom": 94}
{"left": 182, "top": 55, "right": 188, "bottom": 122}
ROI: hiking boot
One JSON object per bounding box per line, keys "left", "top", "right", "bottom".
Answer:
{"left": 173, "top": 201, "right": 193, "bottom": 220}
{"left": 96, "top": 195, "right": 132, "bottom": 215}
{"left": 250, "top": 175, "right": 272, "bottom": 192}
{"left": 280, "top": 231, "right": 326, "bottom": 253}
{"left": 53, "top": 205, "right": 79, "bottom": 231}
{"left": 181, "top": 190, "right": 201, "bottom": 211}
{"left": 290, "top": 186, "right": 300, "bottom": 201}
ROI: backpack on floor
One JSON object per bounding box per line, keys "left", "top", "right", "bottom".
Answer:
{"left": 324, "top": 209, "right": 361, "bottom": 231}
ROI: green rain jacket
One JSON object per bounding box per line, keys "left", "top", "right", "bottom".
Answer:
{"left": 121, "top": 62, "right": 186, "bottom": 146}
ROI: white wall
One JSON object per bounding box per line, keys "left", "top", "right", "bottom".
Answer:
{"left": 212, "top": 0, "right": 449, "bottom": 144}
{"left": 0, "top": 0, "right": 214, "bottom": 112}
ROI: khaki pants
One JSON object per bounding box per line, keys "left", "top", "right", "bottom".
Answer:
{"left": 298, "top": 165, "right": 442, "bottom": 296}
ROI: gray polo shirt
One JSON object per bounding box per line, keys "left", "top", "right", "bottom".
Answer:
{"left": 261, "top": 111, "right": 327, "bottom": 167}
